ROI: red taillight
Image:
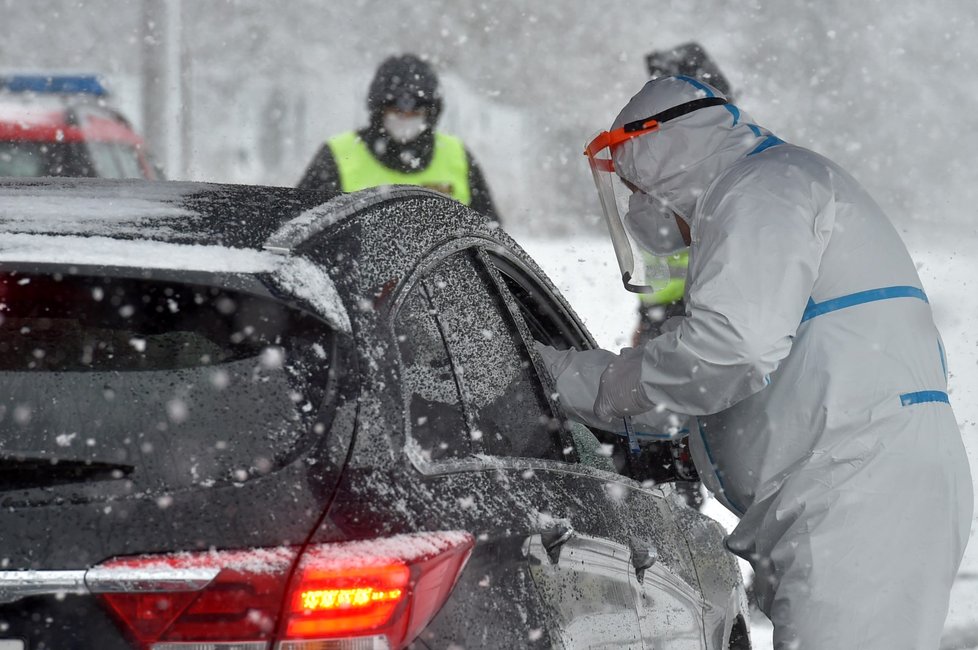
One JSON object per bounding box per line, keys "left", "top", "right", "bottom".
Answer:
{"left": 285, "top": 561, "right": 410, "bottom": 638}
{"left": 91, "top": 532, "right": 474, "bottom": 650}
{"left": 93, "top": 546, "right": 297, "bottom": 646}
{"left": 283, "top": 533, "right": 473, "bottom": 646}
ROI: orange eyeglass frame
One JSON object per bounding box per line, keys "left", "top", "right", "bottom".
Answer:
{"left": 584, "top": 96, "right": 729, "bottom": 172}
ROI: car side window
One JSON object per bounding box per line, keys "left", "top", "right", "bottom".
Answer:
{"left": 86, "top": 142, "right": 124, "bottom": 179}
{"left": 424, "top": 250, "right": 566, "bottom": 461}
{"left": 486, "top": 253, "right": 592, "bottom": 352}
{"left": 113, "top": 144, "right": 145, "bottom": 179}
{"left": 393, "top": 283, "right": 472, "bottom": 462}
{"left": 486, "top": 253, "right": 623, "bottom": 474}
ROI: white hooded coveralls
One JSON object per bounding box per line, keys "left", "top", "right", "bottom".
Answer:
{"left": 551, "top": 76, "right": 973, "bottom": 649}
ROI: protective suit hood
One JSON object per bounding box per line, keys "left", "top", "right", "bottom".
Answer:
{"left": 612, "top": 75, "right": 778, "bottom": 221}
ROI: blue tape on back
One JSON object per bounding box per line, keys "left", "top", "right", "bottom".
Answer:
{"left": 899, "top": 390, "right": 949, "bottom": 406}
{"left": 802, "top": 286, "right": 928, "bottom": 323}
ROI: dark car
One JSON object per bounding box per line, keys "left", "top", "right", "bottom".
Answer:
{"left": 0, "top": 178, "right": 750, "bottom": 650}
{"left": 0, "top": 74, "right": 160, "bottom": 180}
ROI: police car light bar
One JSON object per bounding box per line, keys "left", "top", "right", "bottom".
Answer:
{"left": 0, "top": 74, "right": 108, "bottom": 96}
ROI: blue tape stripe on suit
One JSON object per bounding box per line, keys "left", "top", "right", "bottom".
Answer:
{"left": 725, "top": 104, "right": 741, "bottom": 126}
{"left": 900, "top": 390, "right": 950, "bottom": 406}
{"left": 675, "top": 75, "right": 715, "bottom": 97}
{"left": 938, "top": 339, "right": 948, "bottom": 381}
{"left": 747, "top": 135, "right": 785, "bottom": 156}
{"left": 801, "top": 286, "right": 928, "bottom": 323}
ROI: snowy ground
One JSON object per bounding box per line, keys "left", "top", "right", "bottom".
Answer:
{"left": 517, "top": 220, "right": 978, "bottom": 650}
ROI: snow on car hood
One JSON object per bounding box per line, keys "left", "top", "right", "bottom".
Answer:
{"left": 0, "top": 232, "right": 352, "bottom": 334}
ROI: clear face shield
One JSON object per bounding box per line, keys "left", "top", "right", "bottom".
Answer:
{"left": 585, "top": 131, "right": 671, "bottom": 294}
{"left": 584, "top": 96, "right": 728, "bottom": 293}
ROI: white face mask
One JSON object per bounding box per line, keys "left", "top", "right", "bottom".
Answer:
{"left": 383, "top": 112, "right": 428, "bottom": 144}
{"left": 623, "top": 191, "right": 687, "bottom": 256}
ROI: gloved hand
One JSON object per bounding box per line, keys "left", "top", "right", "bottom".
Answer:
{"left": 534, "top": 341, "right": 688, "bottom": 439}
{"left": 533, "top": 342, "right": 618, "bottom": 430}
{"left": 594, "top": 346, "right": 656, "bottom": 421}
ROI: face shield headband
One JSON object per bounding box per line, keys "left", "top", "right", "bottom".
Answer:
{"left": 584, "top": 96, "right": 728, "bottom": 293}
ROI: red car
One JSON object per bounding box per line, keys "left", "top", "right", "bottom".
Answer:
{"left": 0, "top": 74, "right": 159, "bottom": 180}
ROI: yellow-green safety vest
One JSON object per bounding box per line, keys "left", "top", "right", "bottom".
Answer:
{"left": 327, "top": 131, "right": 472, "bottom": 205}
{"left": 639, "top": 250, "right": 689, "bottom": 306}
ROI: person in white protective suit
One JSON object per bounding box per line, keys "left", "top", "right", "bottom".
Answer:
{"left": 537, "top": 74, "right": 973, "bottom": 649}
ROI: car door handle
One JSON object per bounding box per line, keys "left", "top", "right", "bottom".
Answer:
{"left": 630, "top": 538, "right": 658, "bottom": 584}
{"left": 540, "top": 522, "right": 574, "bottom": 564}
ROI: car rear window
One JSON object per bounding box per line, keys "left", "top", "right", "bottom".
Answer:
{"left": 0, "top": 141, "right": 95, "bottom": 177}
{"left": 0, "top": 271, "right": 335, "bottom": 501}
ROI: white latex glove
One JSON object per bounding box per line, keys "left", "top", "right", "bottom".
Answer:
{"left": 534, "top": 342, "right": 686, "bottom": 439}
{"left": 534, "top": 342, "right": 618, "bottom": 430}
{"left": 594, "top": 346, "right": 656, "bottom": 421}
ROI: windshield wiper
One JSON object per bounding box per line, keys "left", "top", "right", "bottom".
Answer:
{"left": 0, "top": 452, "right": 134, "bottom": 490}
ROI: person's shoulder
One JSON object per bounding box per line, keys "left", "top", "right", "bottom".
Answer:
{"left": 731, "top": 141, "right": 817, "bottom": 170}
{"left": 327, "top": 130, "right": 361, "bottom": 146}
{"left": 433, "top": 131, "right": 465, "bottom": 146}
{"left": 702, "top": 144, "right": 839, "bottom": 221}
{"left": 432, "top": 131, "right": 475, "bottom": 161}
{"left": 325, "top": 131, "right": 371, "bottom": 161}
{"left": 722, "top": 143, "right": 835, "bottom": 194}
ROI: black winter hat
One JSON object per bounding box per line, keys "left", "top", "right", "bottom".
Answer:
{"left": 645, "top": 42, "right": 735, "bottom": 100}
{"left": 367, "top": 54, "right": 443, "bottom": 122}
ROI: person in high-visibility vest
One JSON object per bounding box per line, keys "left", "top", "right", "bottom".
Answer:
{"left": 298, "top": 54, "right": 499, "bottom": 222}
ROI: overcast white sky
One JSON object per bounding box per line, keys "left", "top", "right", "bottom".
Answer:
{"left": 3, "top": 0, "right": 976, "bottom": 233}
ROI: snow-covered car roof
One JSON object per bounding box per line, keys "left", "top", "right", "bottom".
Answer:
{"left": 0, "top": 178, "right": 336, "bottom": 244}
{"left": 0, "top": 178, "right": 352, "bottom": 332}
{"left": 0, "top": 178, "right": 567, "bottom": 339}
